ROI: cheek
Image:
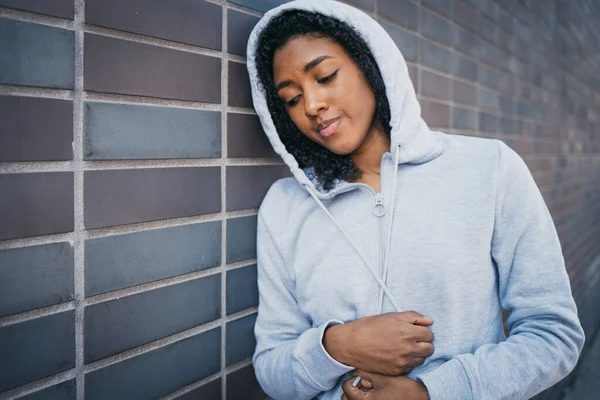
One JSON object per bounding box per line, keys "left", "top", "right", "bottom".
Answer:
{"left": 341, "top": 76, "right": 376, "bottom": 123}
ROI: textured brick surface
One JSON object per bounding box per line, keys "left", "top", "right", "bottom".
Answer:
{"left": 0, "top": 243, "right": 73, "bottom": 317}
{"left": 0, "top": 312, "right": 75, "bottom": 392}
{"left": 85, "top": 222, "right": 221, "bottom": 296}
{"left": 84, "top": 168, "right": 220, "bottom": 228}
{"left": 19, "top": 379, "right": 76, "bottom": 400}
{"left": 0, "top": 18, "right": 74, "bottom": 88}
{"left": 85, "top": 328, "right": 221, "bottom": 400}
{"left": 227, "top": 264, "right": 258, "bottom": 315}
{"left": 86, "top": 0, "right": 222, "bottom": 49}
{"left": 0, "top": 96, "right": 73, "bottom": 162}
{"left": 84, "top": 275, "right": 221, "bottom": 362}
{"left": 84, "top": 102, "right": 221, "bottom": 160}
{"left": 0, "top": 0, "right": 73, "bottom": 19}
{"left": 0, "top": 172, "right": 74, "bottom": 240}
{"left": 1, "top": 1, "right": 599, "bottom": 399}
{"left": 226, "top": 313, "right": 258, "bottom": 366}
{"left": 84, "top": 34, "right": 221, "bottom": 102}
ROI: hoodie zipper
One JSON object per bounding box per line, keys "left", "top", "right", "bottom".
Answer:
{"left": 374, "top": 192, "right": 387, "bottom": 312}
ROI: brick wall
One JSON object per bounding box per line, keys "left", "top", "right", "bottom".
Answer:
{"left": 0, "top": 0, "right": 598, "bottom": 399}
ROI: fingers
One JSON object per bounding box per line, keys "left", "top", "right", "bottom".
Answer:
{"left": 351, "top": 369, "right": 385, "bottom": 387}
{"left": 360, "top": 379, "right": 374, "bottom": 390}
{"left": 342, "top": 377, "right": 367, "bottom": 400}
{"left": 394, "top": 311, "right": 434, "bottom": 325}
{"left": 412, "top": 325, "right": 435, "bottom": 342}
{"left": 413, "top": 341, "right": 435, "bottom": 357}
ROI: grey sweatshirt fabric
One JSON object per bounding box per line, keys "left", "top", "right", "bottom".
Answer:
{"left": 246, "top": 1, "right": 585, "bottom": 399}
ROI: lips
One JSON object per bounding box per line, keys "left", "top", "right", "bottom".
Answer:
{"left": 316, "top": 117, "right": 341, "bottom": 137}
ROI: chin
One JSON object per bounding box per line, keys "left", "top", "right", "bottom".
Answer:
{"left": 324, "top": 135, "right": 362, "bottom": 156}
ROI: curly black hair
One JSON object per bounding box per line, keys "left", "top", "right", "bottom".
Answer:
{"left": 254, "top": 10, "right": 391, "bottom": 190}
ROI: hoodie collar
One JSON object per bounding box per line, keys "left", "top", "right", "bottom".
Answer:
{"left": 246, "top": 0, "right": 446, "bottom": 199}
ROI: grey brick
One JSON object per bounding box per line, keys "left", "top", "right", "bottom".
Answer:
{"left": 453, "top": 80, "right": 477, "bottom": 106}
{"left": 345, "top": 0, "right": 374, "bottom": 11}
{"left": 453, "top": 107, "right": 477, "bottom": 130}
{"left": 380, "top": 20, "right": 419, "bottom": 62}
{"left": 19, "top": 379, "right": 76, "bottom": 400}
{"left": 422, "top": 0, "right": 452, "bottom": 16}
{"left": 172, "top": 378, "right": 221, "bottom": 400}
{"left": 226, "top": 313, "right": 257, "bottom": 366}
{"left": 473, "top": 0, "right": 496, "bottom": 20}
{"left": 84, "top": 102, "right": 221, "bottom": 160}
{"left": 85, "top": 222, "right": 221, "bottom": 296}
{"left": 227, "top": 264, "right": 258, "bottom": 315}
{"left": 0, "top": 243, "right": 73, "bottom": 318}
{"left": 420, "top": 8, "right": 452, "bottom": 46}
{"left": 453, "top": 1, "right": 477, "bottom": 32}
{"left": 226, "top": 365, "right": 265, "bottom": 400}
{"left": 477, "top": 63, "right": 500, "bottom": 89}
{"left": 0, "top": 95, "right": 73, "bottom": 162}
{"left": 479, "top": 112, "right": 498, "bottom": 132}
{"left": 228, "top": 0, "right": 287, "bottom": 12}
{"left": 408, "top": 66, "right": 418, "bottom": 88}
{"left": 496, "top": 6, "right": 513, "bottom": 32}
{"left": 228, "top": 10, "right": 260, "bottom": 56}
{"left": 478, "top": 87, "right": 500, "bottom": 111}
{"left": 480, "top": 41, "right": 507, "bottom": 69}
{"left": 0, "top": 0, "right": 73, "bottom": 19}
{"left": 0, "top": 18, "right": 74, "bottom": 88}
{"left": 420, "top": 39, "right": 453, "bottom": 73}
{"left": 84, "top": 167, "right": 220, "bottom": 229}
{"left": 0, "top": 172, "right": 74, "bottom": 240}
{"left": 421, "top": 99, "right": 450, "bottom": 128}
{"left": 86, "top": 0, "right": 221, "bottom": 50}
{"left": 478, "top": 16, "right": 496, "bottom": 43}
{"left": 84, "top": 34, "right": 220, "bottom": 102}
{"left": 452, "top": 54, "right": 477, "bottom": 81}
{"left": 229, "top": 61, "right": 253, "bottom": 108}
{"left": 228, "top": 113, "right": 277, "bottom": 158}
{"left": 85, "top": 328, "right": 221, "bottom": 400}
{"left": 454, "top": 28, "right": 478, "bottom": 57}
{"left": 499, "top": 94, "right": 514, "bottom": 115}
{"left": 500, "top": 116, "right": 516, "bottom": 134}
{"left": 0, "top": 311, "right": 75, "bottom": 392}
{"left": 379, "top": 0, "right": 419, "bottom": 31}
{"left": 227, "top": 216, "right": 258, "bottom": 264}
{"left": 420, "top": 70, "right": 451, "bottom": 100}
{"left": 84, "top": 274, "right": 220, "bottom": 362}
{"left": 226, "top": 165, "right": 290, "bottom": 211}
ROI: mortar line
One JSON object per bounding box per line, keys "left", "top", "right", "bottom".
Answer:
{"left": 220, "top": 2, "right": 229, "bottom": 399}
{"left": 73, "top": 1, "right": 85, "bottom": 398}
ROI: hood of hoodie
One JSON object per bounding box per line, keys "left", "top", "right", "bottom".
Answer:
{"left": 246, "top": 0, "right": 446, "bottom": 199}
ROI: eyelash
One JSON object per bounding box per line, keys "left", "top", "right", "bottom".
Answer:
{"left": 286, "top": 69, "right": 339, "bottom": 107}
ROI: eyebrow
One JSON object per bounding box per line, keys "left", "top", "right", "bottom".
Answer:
{"left": 275, "top": 55, "right": 334, "bottom": 92}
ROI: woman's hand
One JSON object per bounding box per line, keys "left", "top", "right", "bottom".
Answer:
{"left": 323, "top": 311, "right": 435, "bottom": 376}
{"left": 341, "top": 370, "right": 430, "bottom": 400}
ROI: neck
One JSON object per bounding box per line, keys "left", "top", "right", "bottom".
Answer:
{"left": 350, "top": 121, "right": 390, "bottom": 178}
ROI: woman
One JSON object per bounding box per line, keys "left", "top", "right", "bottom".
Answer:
{"left": 246, "top": 1, "right": 585, "bottom": 399}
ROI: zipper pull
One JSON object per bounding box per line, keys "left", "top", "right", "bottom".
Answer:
{"left": 373, "top": 192, "right": 386, "bottom": 217}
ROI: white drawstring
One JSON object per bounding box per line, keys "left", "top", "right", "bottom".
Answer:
{"left": 304, "top": 145, "right": 402, "bottom": 313}
{"left": 377, "top": 145, "right": 401, "bottom": 314}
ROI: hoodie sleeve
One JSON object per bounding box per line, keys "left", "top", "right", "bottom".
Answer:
{"left": 414, "top": 140, "right": 585, "bottom": 400}
{"left": 252, "top": 208, "right": 355, "bottom": 400}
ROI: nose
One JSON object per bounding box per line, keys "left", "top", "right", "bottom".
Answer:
{"left": 303, "top": 88, "right": 328, "bottom": 118}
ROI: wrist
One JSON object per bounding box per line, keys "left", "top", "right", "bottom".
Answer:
{"left": 414, "top": 380, "right": 430, "bottom": 400}
{"left": 323, "top": 323, "right": 352, "bottom": 366}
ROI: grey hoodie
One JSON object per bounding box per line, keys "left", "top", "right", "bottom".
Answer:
{"left": 246, "top": 1, "right": 585, "bottom": 399}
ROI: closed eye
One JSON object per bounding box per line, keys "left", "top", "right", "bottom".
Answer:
{"left": 286, "top": 95, "right": 300, "bottom": 107}
{"left": 317, "top": 69, "right": 339, "bottom": 84}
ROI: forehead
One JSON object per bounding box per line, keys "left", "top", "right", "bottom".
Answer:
{"left": 273, "top": 35, "right": 347, "bottom": 76}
